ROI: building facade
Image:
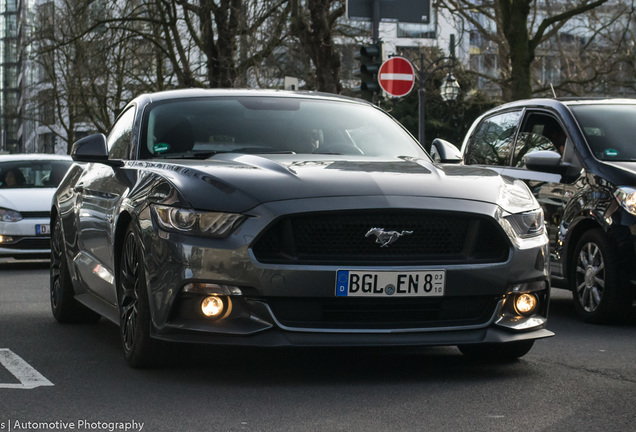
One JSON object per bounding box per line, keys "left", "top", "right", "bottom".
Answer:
{"left": 0, "top": 0, "right": 20, "bottom": 153}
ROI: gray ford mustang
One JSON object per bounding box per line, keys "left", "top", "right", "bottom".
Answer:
{"left": 50, "top": 89, "right": 552, "bottom": 367}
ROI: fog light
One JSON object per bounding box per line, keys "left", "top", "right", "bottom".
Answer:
{"left": 0, "top": 235, "right": 13, "bottom": 243}
{"left": 201, "top": 296, "right": 224, "bottom": 317}
{"left": 514, "top": 293, "right": 538, "bottom": 316}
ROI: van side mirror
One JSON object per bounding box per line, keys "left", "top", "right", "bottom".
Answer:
{"left": 523, "top": 150, "right": 580, "bottom": 182}
{"left": 523, "top": 150, "right": 562, "bottom": 171}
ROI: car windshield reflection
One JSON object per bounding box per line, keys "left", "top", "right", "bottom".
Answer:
{"left": 570, "top": 104, "right": 636, "bottom": 161}
{"left": 142, "top": 97, "right": 427, "bottom": 160}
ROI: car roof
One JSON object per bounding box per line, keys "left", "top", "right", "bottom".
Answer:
{"left": 0, "top": 153, "right": 72, "bottom": 162}
{"left": 490, "top": 97, "right": 636, "bottom": 112}
{"left": 558, "top": 97, "right": 636, "bottom": 106}
{"left": 133, "top": 88, "right": 373, "bottom": 107}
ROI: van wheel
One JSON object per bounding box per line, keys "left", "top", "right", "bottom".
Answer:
{"left": 570, "top": 229, "right": 631, "bottom": 323}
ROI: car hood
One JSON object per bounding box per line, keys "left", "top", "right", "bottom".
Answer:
{"left": 599, "top": 161, "right": 636, "bottom": 185}
{"left": 137, "top": 155, "right": 535, "bottom": 214}
{"left": 0, "top": 188, "right": 55, "bottom": 212}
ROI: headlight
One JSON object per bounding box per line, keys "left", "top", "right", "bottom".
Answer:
{"left": 504, "top": 209, "right": 544, "bottom": 238}
{"left": 151, "top": 204, "right": 246, "bottom": 238}
{"left": 497, "top": 178, "right": 538, "bottom": 214}
{"left": 614, "top": 186, "right": 636, "bottom": 216}
{"left": 0, "top": 207, "right": 22, "bottom": 222}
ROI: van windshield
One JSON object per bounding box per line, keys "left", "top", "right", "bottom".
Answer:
{"left": 570, "top": 104, "right": 636, "bottom": 161}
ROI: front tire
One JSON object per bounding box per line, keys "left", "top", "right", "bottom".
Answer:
{"left": 570, "top": 229, "right": 631, "bottom": 324}
{"left": 118, "top": 223, "right": 162, "bottom": 368}
{"left": 50, "top": 215, "right": 100, "bottom": 324}
{"left": 458, "top": 340, "right": 534, "bottom": 362}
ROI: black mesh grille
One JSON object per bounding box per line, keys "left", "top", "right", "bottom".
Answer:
{"left": 252, "top": 210, "right": 509, "bottom": 265}
{"left": 2, "top": 237, "right": 50, "bottom": 250}
{"left": 264, "top": 296, "right": 498, "bottom": 329}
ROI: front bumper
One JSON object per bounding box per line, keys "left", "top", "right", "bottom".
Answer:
{"left": 0, "top": 218, "right": 51, "bottom": 257}
{"left": 140, "top": 196, "right": 552, "bottom": 347}
{"left": 151, "top": 320, "right": 554, "bottom": 347}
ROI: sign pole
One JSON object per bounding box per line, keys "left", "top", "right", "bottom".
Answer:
{"left": 418, "top": 55, "right": 426, "bottom": 148}
{"left": 417, "top": 34, "right": 458, "bottom": 151}
{"left": 372, "top": 0, "right": 380, "bottom": 42}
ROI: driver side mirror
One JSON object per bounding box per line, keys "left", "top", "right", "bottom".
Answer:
{"left": 71, "top": 134, "right": 123, "bottom": 167}
{"left": 523, "top": 150, "right": 562, "bottom": 171}
{"left": 523, "top": 150, "right": 581, "bottom": 182}
{"left": 430, "top": 138, "right": 462, "bottom": 163}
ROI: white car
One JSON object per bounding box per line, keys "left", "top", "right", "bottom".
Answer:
{"left": 0, "top": 154, "right": 72, "bottom": 259}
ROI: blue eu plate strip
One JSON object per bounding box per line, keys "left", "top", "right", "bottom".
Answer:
{"left": 336, "top": 270, "right": 349, "bottom": 297}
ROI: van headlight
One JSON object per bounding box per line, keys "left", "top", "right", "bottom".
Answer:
{"left": 151, "top": 204, "right": 246, "bottom": 238}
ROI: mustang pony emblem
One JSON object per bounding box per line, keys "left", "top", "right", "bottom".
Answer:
{"left": 365, "top": 227, "right": 413, "bottom": 247}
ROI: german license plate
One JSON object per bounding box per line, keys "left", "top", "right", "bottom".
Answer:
{"left": 336, "top": 270, "right": 445, "bottom": 297}
{"left": 35, "top": 224, "right": 50, "bottom": 235}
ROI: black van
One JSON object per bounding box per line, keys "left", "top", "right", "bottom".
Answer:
{"left": 433, "top": 98, "right": 636, "bottom": 323}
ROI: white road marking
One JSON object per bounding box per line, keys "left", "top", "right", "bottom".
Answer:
{"left": 0, "top": 349, "right": 53, "bottom": 389}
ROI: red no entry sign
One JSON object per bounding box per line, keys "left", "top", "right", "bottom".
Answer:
{"left": 378, "top": 57, "right": 416, "bottom": 97}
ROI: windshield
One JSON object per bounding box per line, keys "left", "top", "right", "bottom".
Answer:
{"left": 570, "top": 104, "right": 636, "bottom": 161}
{"left": 0, "top": 160, "right": 72, "bottom": 189}
{"left": 141, "top": 97, "right": 426, "bottom": 160}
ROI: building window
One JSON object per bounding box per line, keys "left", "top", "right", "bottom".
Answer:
{"left": 37, "top": 2, "right": 55, "bottom": 40}
{"left": 397, "top": 23, "right": 435, "bottom": 39}
{"left": 38, "top": 90, "right": 56, "bottom": 125}
{"left": 38, "top": 133, "right": 55, "bottom": 153}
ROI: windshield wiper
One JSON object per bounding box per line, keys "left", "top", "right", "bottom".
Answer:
{"left": 224, "top": 147, "right": 296, "bottom": 155}
{"left": 152, "top": 149, "right": 297, "bottom": 160}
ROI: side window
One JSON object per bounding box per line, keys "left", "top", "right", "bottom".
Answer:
{"left": 107, "top": 107, "right": 136, "bottom": 159}
{"left": 464, "top": 111, "right": 522, "bottom": 166}
{"left": 513, "top": 113, "right": 565, "bottom": 167}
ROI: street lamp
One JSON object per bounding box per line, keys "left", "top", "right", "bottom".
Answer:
{"left": 418, "top": 34, "right": 460, "bottom": 151}
{"left": 440, "top": 73, "right": 461, "bottom": 102}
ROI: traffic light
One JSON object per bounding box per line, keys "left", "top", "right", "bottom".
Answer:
{"left": 353, "top": 41, "right": 384, "bottom": 102}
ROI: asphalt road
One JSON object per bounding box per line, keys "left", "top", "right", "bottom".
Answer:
{"left": 1, "top": 259, "right": 635, "bottom": 432}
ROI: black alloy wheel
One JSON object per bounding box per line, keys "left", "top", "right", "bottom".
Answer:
{"left": 118, "top": 223, "right": 161, "bottom": 367}
{"left": 570, "top": 229, "right": 631, "bottom": 323}
{"left": 50, "top": 215, "right": 100, "bottom": 323}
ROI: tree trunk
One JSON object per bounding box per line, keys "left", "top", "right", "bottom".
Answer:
{"left": 291, "top": 0, "right": 344, "bottom": 93}
{"left": 498, "top": 0, "right": 533, "bottom": 100}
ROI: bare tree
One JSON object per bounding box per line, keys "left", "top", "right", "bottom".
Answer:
{"left": 438, "top": 0, "right": 628, "bottom": 100}
{"left": 535, "top": 1, "right": 636, "bottom": 97}
{"left": 26, "top": 0, "right": 292, "bottom": 151}
{"left": 289, "top": 0, "right": 346, "bottom": 93}
{"left": 136, "top": 0, "right": 291, "bottom": 88}
{"left": 28, "top": 0, "right": 145, "bottom": 152}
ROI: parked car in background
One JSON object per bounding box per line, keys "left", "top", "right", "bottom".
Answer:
{"left": 432, "top": 98, "right": 636, "bottom": 324}
{"left": 51, "top": 89, "right": 552, "bottom": 367}
{"left": 0, "top": 154, "right": 72, "bottom": 259}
